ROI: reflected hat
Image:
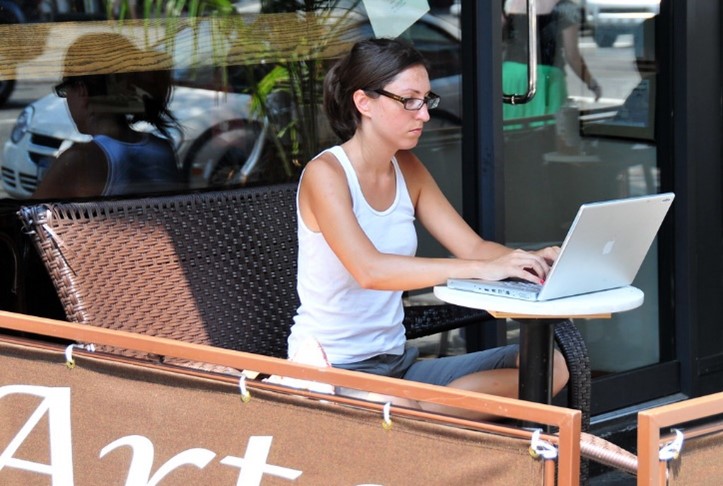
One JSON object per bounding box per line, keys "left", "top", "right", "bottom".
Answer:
{"left": 62, "top": 33, "right": 168, "bottom": 114}
{"left": 62, "top": 33, "right": 153, "bottom": 78}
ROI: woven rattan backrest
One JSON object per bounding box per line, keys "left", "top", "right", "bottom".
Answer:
{"left": 18, "top": 184, "right": 299, "bottom": 358}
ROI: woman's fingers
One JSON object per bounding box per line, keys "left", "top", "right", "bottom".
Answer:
{"left": 476, "top": 247, "right": 558, "bottom": 283}
{"left": 508, "top": 250, "right": 550, "bottom": 282}
{"left": 534, "top": 245, "right": 561, "bottom": 264}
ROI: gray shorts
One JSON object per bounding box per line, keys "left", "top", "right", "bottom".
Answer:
{"left": 333, "top": 344, "right": 519, "bottom": 387}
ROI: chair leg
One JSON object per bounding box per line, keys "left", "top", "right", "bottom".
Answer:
{"left": 438, "top": 330, "right": 450, "bottom": 357}
{"left": 554, "top": 319, "right": 592, "bottom": 485}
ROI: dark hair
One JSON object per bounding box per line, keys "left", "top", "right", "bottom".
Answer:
{"left": 323, "top": 38, "right": 428, "bottom": 142}
{"left": 62, "top": 33, "right": 178, "bottom": 139}
{"left": 126, "top": 68, "right": 178, "bottom": 140}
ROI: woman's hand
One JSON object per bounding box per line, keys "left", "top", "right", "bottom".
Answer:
{"left": 532, "top": 245, "right": 561, "bottom": 265}
{"left": 476, "top": 246, "right": 560, "bottom": 284}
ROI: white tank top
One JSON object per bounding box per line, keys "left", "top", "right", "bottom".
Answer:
{"left": 289, "top": 146, "right": 417, "bottom": 364}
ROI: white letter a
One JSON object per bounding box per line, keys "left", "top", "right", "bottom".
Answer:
{"left": 0, "top": 385, "right": 74, "bottom": 486}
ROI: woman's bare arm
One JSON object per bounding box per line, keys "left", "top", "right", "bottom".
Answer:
{"left": 299, "top": 152, "right": 554, "bottom": 291}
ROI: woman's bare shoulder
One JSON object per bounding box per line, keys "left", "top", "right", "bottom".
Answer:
{"left": 302, "top": 150, "right": 347, "bottom": 187}
{"left": 59, "top": 142, "right": 106, "bottom": 169}
{"left": 33, "top": 142, "right": 107, "bottom": 198}
{"left": 395, "top": 149, "right": 427, "bottom": 173}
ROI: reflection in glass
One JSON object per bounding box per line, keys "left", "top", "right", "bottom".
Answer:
{"left": 30, "top": 33, "right": 180, "bottom": 199}
{"left": 502, "top": 4, "right": 662, "bottom": 375}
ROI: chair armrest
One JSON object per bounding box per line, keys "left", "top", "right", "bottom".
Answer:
{"left": 402, "top": 303, "right": 494, "bottom": 340}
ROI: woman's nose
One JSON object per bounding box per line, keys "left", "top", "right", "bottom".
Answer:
{"left": 416, "top": 104, "right": 431, "bottom": 121}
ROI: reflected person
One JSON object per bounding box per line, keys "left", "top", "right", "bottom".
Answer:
{"left": 503, "top": 0, "right": 602, "bottom": 122}
{"left": 34, "top": 33, "right": 180, "bottom": 199}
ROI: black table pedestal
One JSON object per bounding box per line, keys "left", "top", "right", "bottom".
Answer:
{"left": 519, "top": 318, "right": 557, "bottom": 428}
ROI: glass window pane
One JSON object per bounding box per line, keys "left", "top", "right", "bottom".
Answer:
{"left": 501, "top": 0, "right": 662, "bottom": 373}
{"left": 0, "top": 3, "right": 464, "bottom": 203}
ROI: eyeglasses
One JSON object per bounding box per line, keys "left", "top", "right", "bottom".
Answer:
{"left": 373, "top": 89, "right": 440, "bottom": 111}
{"left": 54, "top": 79, "right": 78, "bottom": 98}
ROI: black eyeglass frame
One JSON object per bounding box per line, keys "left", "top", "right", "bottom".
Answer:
{"left": 372, "top": 88, "right": 441, "bottom": 111}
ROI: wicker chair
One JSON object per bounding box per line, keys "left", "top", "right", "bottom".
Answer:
{"left": 17, "top": 183, "right": 590, "bottom": 430}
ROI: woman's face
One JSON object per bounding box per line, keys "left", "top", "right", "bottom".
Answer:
{"left": 368, "top": 64, "right": 433, "bottom": 150}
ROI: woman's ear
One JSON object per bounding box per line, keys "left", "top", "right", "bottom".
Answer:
{"left": 352, "top": 88, "right": 373, "bottom": 117}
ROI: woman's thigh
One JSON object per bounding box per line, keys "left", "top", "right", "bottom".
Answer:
{"left": 403, "top": 344, "right": 519, "bottom": 387}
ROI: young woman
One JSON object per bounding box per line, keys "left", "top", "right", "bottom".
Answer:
{"left": 289, "top": 38, "right": 569, "bottom": 419}
{"left": 33, "top": 33, "right": 180, "bottom": 199}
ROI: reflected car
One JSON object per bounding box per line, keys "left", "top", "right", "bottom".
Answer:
{"left": 2, "top": 12, "right": 462, "bottom": 198}
{"left": 583, "top": 0, "right": 660, "bottom": 48}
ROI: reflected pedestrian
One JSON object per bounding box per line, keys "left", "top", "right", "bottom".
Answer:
{"left": 33, "top": 33, "right": 181, "bottom": 198}
{"left": 503, "top": 0, "right": 601, "bottom": 122}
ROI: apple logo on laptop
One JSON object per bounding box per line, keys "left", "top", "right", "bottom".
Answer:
{"left": 602, "top": 240, "right": 616, "bottom": 255}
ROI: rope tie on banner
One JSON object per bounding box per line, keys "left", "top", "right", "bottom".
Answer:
{"left": 64, "top": 343, "right": 96, "bottom": 369}
{"left": 238, "top": 375, "right": 251, "bottom": 403}
{"left": 381, "top": 402, "right": 393, "bottom": 431}
{"left": 529, "top": 429, "right": 558, "bottom": 460}
{"left": 659, "top": 429, "right": 684, "bottom": 462}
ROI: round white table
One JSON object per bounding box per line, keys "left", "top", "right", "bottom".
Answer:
{"left": 433, "top": 285, "right": 644, "bottom": 405}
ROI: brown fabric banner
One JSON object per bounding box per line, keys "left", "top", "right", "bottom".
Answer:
{"left": 668, "top": 429, "right": 723, "bottom": 485}
{"left": 1, "top": 339, "right": 545, "bottom": 485}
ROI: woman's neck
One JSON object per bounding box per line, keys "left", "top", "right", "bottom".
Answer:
{"left": 341, "top": 135, "right": 397, "bottom": 211}
{"left": 85, "top": 115, "right": 141, "bottom": 143}
{"left": 342, "top": 134, "right": 395, "bottom": 176}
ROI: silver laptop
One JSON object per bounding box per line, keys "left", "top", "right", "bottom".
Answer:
{"left": 447, "top": 192, "right": 675, "bottom": 301}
